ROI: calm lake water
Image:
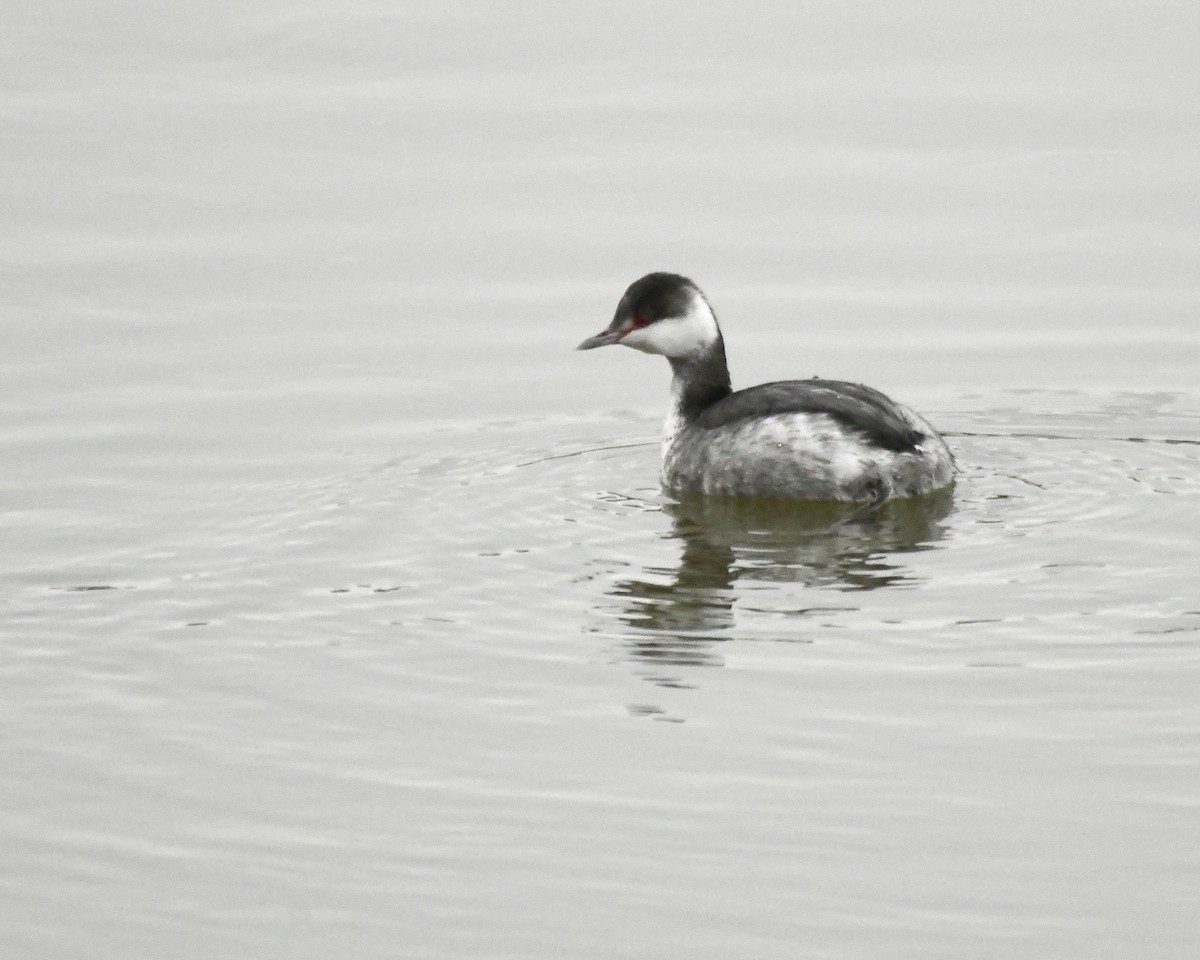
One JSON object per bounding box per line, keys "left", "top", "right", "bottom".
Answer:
{"left": 4, "top": 2, "right": 1199, "bottom": 958}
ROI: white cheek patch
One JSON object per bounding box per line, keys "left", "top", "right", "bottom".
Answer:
{"left": 620, "top": 304, "right": 720, "bottom": 358}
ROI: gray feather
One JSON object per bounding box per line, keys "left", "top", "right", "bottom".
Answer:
{"left": 695, "top": 379, "right": 925, "bottom": 452}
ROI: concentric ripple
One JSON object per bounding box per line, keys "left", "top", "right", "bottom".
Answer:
{"left": 374, "top": 390, "right": 1200, "bottom": 681}
{"left": 16, "top": 392, "right": 1193, "bottom": 686}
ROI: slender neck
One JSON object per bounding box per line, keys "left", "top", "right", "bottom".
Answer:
{"left": 668, "top": 336, "right": 732, "bottom": 421}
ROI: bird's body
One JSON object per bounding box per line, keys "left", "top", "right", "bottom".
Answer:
{"left": 578, "top": 273, "right": 955, "bottom": 503}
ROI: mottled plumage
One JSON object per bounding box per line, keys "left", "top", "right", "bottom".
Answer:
{"left": 694, "top": 379, "right": 925, "bottom": 451}
{"left": 577, "top": 273, "right": 955, "bottom": 502}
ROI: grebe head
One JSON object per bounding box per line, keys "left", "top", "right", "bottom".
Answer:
{"left": 577, "top": 272, "right": 721, "bottom": 359}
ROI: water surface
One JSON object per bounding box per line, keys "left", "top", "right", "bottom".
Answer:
{"left": 3, "top": 2, "right": 1199, "bottom": 958}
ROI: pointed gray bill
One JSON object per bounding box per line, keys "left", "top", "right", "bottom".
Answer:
{"left": 576, "top": 329, "right": 623, "bottom": 350}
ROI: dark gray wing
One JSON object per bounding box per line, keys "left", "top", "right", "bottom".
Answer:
{"left": 695, "top": 379, "right": 926, "bottom": 452}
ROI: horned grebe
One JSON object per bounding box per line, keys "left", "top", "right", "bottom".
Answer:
{"left": 577, "top": 272, "right": 955, "bottom": 502}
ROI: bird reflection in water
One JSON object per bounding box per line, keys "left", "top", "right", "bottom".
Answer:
{"left": 608, "top": 488, "right": 954, "bottom": 685}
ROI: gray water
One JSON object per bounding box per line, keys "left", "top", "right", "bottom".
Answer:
{"left": 4, "top": 2, "right": 1199, "bottom": 958}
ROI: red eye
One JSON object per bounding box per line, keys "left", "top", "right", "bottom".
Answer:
{"left": 631, "top": 312, "right": 650, "bottom": 329}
